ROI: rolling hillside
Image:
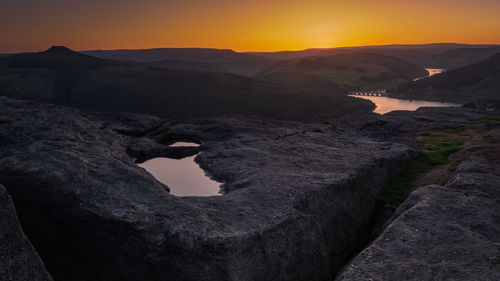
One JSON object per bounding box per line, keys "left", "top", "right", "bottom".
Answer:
{"left": 247, "top": 44, "right": 500, "bottom": 70}
{"left": 82, "top": 48, "right": 274, "bottom": 76}
{"left": 395, "top": 52, "right": 500, "bottom": 107}
{"left": 144, "top": 59, "right": 226, "bottom": 73}
{"left": 426, "top": 46, "right": 500, "bottom": 69}
{"left": 254, "top": 53, "right": 428, "bottom": 93}
{"left": 0, "top": 46, "right": 373, "bottom": 121}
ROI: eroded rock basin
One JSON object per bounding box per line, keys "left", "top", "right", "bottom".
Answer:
{"left": 138, "top": 148, "right": 222, "bottom": 196}
{"left": 0, "top": 96, "right": 489, "bottom": 281}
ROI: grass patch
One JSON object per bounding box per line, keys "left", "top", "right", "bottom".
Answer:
{"left": 482, "top": 135, "right": 497, "bottom": 143}
{"left": 419, "top": 131, "right": 436, "bottom": 137}
{"left": 379, "top": 131, "right": 465, "bottom": 206}
{"left": 448, "top": 158, "right": 466, "bottom": 172}
{"left": 438, "top": 176, "right": 452, "bottom": 186}
{"left": 468, "top": 124, "right": 488, "bottom": 133}
{"left": 445, "top": 127, "right": 465, "bottom": 133}
{"left": 409, "top": 116, "right": 435, "bottom": 123}
{"left": 479, "top": 115, "right": 500, "bottom": 123}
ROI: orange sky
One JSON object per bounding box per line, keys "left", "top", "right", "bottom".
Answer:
{"left": 1, "top": 0, "right": 500, "bottom": 53}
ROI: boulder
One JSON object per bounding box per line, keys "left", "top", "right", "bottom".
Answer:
{"left": 0, "top": 184, "right": 53, "bottom": 281}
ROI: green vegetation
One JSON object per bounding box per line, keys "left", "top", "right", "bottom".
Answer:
{"left": 482, "top": 135, "right": 497, "bottom": 143}
{"left": 448, "top": 157, "right": 466, "bottom": 172}
{"left": 479, "top": 115, "right": 500, "bottom": 122}
{"left": 444, "top": 127, "right": 465, "bottom": 133}
{"left": 379, "top": 130, "right": 465, "bottom": 206}
{"left": 409, "top": 116, "right": 435, "bottom": 123}
{"left": 379, "top": 118, "right": 498, "bottom": 206}
{"left": 468, "top": 124, "right": 488, "bottom": 133}
{"left": 438, "top": 176, "right": 453, "bottom": 186}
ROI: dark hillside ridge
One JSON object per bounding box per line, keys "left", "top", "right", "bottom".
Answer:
{"left": 255, "top": 53, "right": 427, "bottom": 93}
{"left": 247, "top": 43, "right": 470, "bottom": 60}
{"left": 0, "top": 45, "right": 112, "bottom": 70}
{"left": 144, "top": 59, "right": 226, "bottom": 73}
{"left": 0, "top": 46, "right": 373, "bottom": 121}
{"left": 246, "top": 43, "right": 500, "bottom": 69}
{"left": 428, "top": 46, "right": 500, "bottom": 69}
{"left": 82, "top": 48, "right": 274, "bottom": 76}
{"left": 83, "top": 47, "right": 260, "bottom": 62}
{"left": 5, "top": 44, "right": 499, "bottom": 74}
{"left": 396, "top": 52, "right": 500, "bottom": 107}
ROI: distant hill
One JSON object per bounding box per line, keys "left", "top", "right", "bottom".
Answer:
{"left": 395, "top": 52, "right": 500, "bottom": 108}
{"left": 82, "top": 48, "right": 274, "bottom": 76}
{"left": 0, "top": 46, "right": 373, "bottom": 121}
{"left": 144, "top": 59, "right": 226, "bottom": 73}
{"left": 247, "top": 43, "right": 464, "bottom": 60}
{"left": 426, "top": 46, "right": 500, "bottom": 69}
{"left": 247, "top": 44, "right": 500, "bottom": 70}
{"left": 254, "top": 53, "right": 428, "bottom": 93}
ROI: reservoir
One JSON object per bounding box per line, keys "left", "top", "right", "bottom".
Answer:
{"left": 413, "top": 68, "right": 445, "bottom": 81}
{"left": 350, "top": 68, "right": 459, "bottom": 114}
{"left": 138, "top": 142, "right": 222, "bottom": 197}
{"left": 349, "top": 95, "right": 461, "bottom": 114}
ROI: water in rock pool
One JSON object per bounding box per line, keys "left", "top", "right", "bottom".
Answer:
{"left": 169, "top": 141, "right": 200, "bottom": 147}
{"left": 349, "top": 95, "right": 461, "bottom": 114}
{"left": 138, "top": 142, "right": 221, "bottom": 197}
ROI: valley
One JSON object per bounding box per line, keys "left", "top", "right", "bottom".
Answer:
{"left": 0, "top": 43, "right": 499, "bottom": 281}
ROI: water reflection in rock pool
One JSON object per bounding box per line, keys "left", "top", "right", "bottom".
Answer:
{"left": 169, "top": 141, "right": 200, "bottom": 147}
{"left": 138, "top": 142, "right": 222, "bottom": 197}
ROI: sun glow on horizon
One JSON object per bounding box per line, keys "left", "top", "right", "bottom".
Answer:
{"left": 1, "top": 0, "right": 500, "bottom": 53}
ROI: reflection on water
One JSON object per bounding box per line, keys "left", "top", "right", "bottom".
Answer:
{"left": 349, "top": 95, "right": 461, "bottom": 114}
{"left": 138, "top": 141, "right": 221, "bottom": 197}
{"left": 169, "top": 141, "right": 200, "bottom": 147}
{"left": 413, "top": 68, "right": 445, "bottom": 81}
{"left": 138, "top": 155, "right": 222, "bottom": 197}
{"left": 427, "top": 68, "right": 445, "bottom": 76}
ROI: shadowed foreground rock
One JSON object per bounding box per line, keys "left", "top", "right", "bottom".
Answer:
{"left": 336, "top": 154, "right": 500, "bottom": 281}
{"left": 0, "top": 184, "right": 53, "bottom": 281}
{"left": 0, "top": 96, "right": 487, "bottom": 280}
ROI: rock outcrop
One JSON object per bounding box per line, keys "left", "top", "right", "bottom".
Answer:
{"left": 0, "top": 184, "right": 53, "bottom": 281}
{"left": 0, "top": 96, "right": 488, "bottom": 280}
{"left": 336, "top": 150, "right": 500, "bottom": 280}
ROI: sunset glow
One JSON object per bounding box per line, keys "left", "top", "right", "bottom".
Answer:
{"left": 1, "top": 0, "right": 500, "bottom": 53}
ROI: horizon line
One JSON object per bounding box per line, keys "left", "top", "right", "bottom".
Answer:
{"left": 2, "top": 42, "right": 500, "bottom": 55}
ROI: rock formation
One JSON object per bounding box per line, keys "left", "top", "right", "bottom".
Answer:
{"left": 0, "top": 96, "right": 492, "bottom": 280}
{"left": 0, "top": 184, "right": 53, "bottom": 281}
{"left": 336, "top": 153, "right": 500, "bottom": 281}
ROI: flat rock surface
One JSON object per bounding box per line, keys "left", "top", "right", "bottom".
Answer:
{"left": 0, "top": 184, "right": 53, "bottom": 281}
{"left": 0, "top": 96, "right": 487, "bottom": 280}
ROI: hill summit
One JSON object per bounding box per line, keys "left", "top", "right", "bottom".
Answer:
{"left": 44, "top": 46, "right": 75, "bottom": 54}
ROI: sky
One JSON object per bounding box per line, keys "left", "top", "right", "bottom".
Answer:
{"left": 1, "top": 0, "right": 500, "bottom": 53}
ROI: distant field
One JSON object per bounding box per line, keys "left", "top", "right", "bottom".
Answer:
{"left": 255, "top": 53, "right": 427, "bottom": 94}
